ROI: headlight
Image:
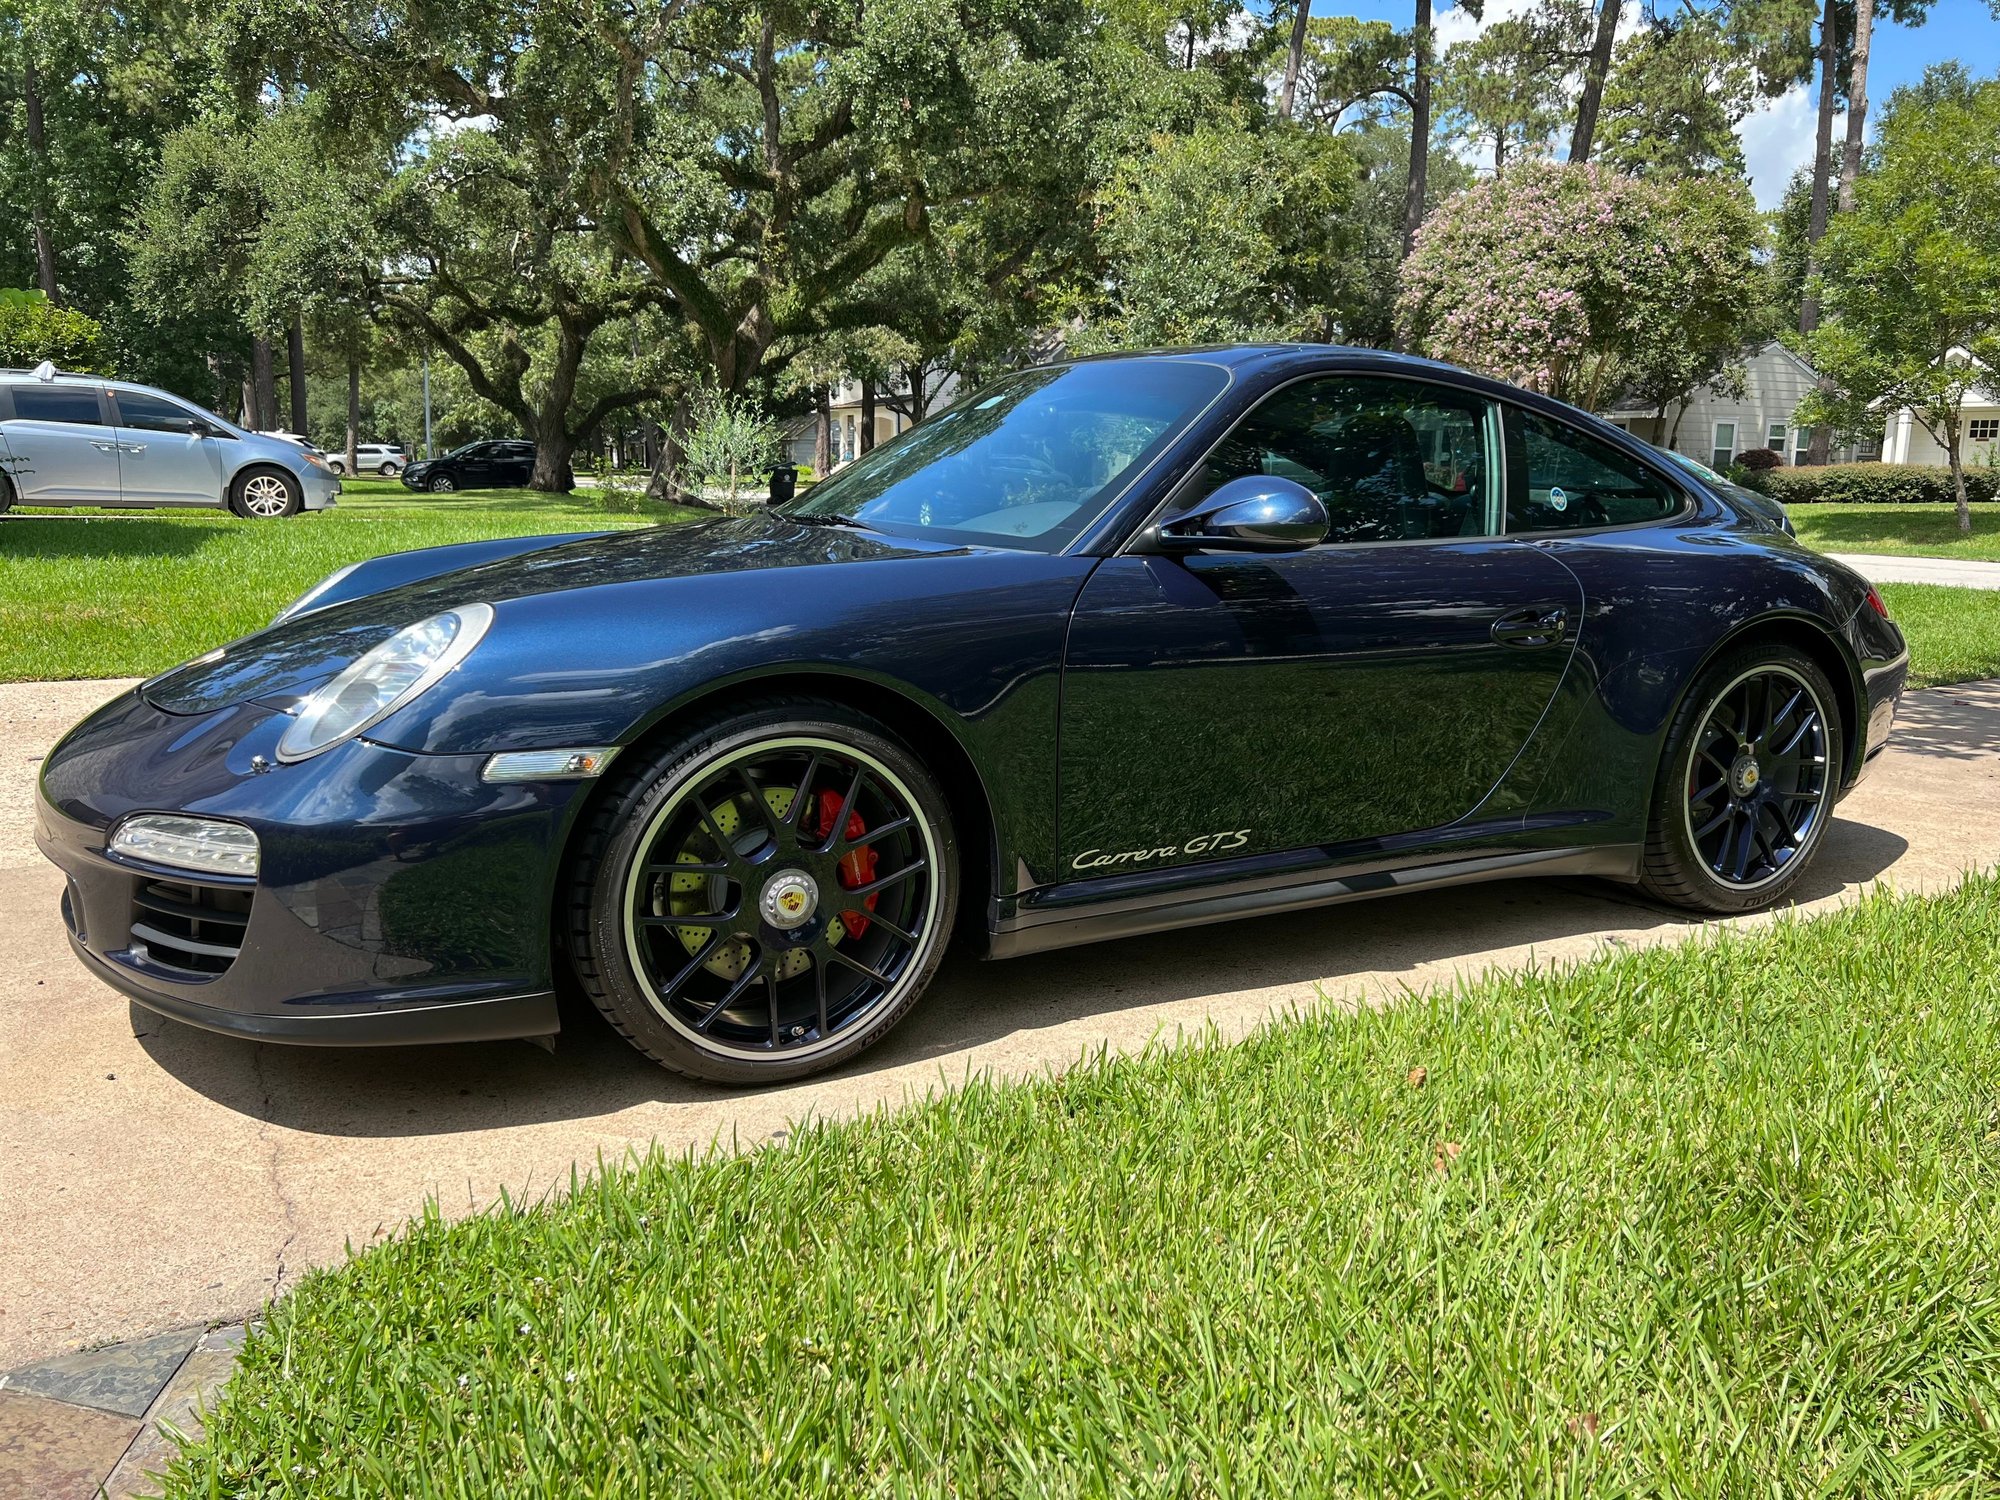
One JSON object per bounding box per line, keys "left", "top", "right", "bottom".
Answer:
{"left": 277, "top": 603, "right": 494, "bottom": 762}
{"left": 272, "top": 560, "right": 363, "bottom": 624}
{"left": 110, "top": 814, "right": 260, "bottom": 877}
{"left": 301, "top": 451, "right": 330, "bottom": 472}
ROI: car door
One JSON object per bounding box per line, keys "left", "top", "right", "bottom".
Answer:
{"left": 454, "top": 442, "right": 500, "bottom": 488}
{"left": 1058, "top": 372, "right": 1583, "bottom": 876}
{"left": 500, "top": 442, "right": 536, "bottom": 484}
{"left": 0, "top": 383, "right": 121, "bottom": 505}
{"left": 109, "top": 389, "right": 227, "bottom": 506}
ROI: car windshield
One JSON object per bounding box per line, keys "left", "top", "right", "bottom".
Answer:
{"left": 786, "top": 359, "right": 1231, "bottom": 552}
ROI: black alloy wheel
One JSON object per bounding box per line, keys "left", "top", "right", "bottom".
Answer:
{"left": 1641, "top": 643, "right": 1842, "bottom": 913}
{"left": 566, "top": 701, "right": 956, "bottom": 1083}
{"left": 427, "top": 473, "right": 456, "bottom": 493}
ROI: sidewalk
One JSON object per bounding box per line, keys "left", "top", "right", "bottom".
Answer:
{"left": 1826, "top": 551, "right": 2000, "bottom": 590}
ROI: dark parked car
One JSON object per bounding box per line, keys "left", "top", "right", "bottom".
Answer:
{"left": 37, "top": 346, "right": 1907, "bottom": 1084}
{"left": 400, "top": 439, "right": 536, "bottom": 493}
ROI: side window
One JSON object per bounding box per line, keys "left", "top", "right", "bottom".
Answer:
{"left": 1507, "top": 410, "right": 1682, "bottom": 533}
{"left": 113, "top": 391, "right": 202, "bottom": 433}
{"left": 1191, "top": 376, "right": 1498, "bottom": 543}
{"left": 11, "top": 387, "right": 104, "bottom": 425}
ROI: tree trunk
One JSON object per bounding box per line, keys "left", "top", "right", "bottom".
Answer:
{"left": 1277, "top": 2, "right": 1312, "bottom": 120}
{"left": 1568, "top": 0, "right": 1621, "bottom": 166}
{"left": 345, "top": 355, "right": 360, "bottom": 474}
{"left": 1838, "top": 0, "right": 1874, "bottom": 214}
{"left": 1949, "top": 428, "right": 1971, "bottom": 537}
{"left": 288, "top": 316, "right": 309, "bottom": 433}
{"left": 1401, "top": 0, "right": 1432, "bottom": 259}
{"left": 529, "top": 428, "right": 576, "bottom": 492}
{"left": 21, "top": 54, "right": 60, "bottom": 305}
{"left": 1798, "top": 0, "right": 1840, "bottom": 338}
{"left": 859, "top": 378, "right": 877, "bottom": 454}
{"left": 250, "top": 337, "right": 278, "bottom": 430}
{"left": 1495, "top": 132, "right": 1506, "bottom": 177}
{"left": 814, "top": 385, "right": 831, "bottom": 474}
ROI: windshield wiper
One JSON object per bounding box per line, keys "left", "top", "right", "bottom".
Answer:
{"left": 792, "top": 512, "right": 875, "bottom": 531}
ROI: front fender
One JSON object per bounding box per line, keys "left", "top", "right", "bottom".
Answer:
{"left": 274, "top": 532, "right": 613, "bottom": 624}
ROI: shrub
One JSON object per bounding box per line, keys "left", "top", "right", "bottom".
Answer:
{"left": 1735, "top": 447, "right": 1784, "bottom": 471}
{"left": 1738, "top": 462, "right": 2000, "bottom": 505}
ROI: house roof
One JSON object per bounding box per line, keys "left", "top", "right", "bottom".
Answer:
{"left": 1600, "top": 339, "right": 1820, "bottom": 415}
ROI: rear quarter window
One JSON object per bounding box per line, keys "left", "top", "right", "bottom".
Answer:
{"left": 1505, "top": 407, "right": 1683, "bottom": 533}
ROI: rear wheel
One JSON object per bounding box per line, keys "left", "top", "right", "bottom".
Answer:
{"left": 0, "top": 471, "right": 13, "bottom": 514}
{"left": 379, "top": 462, "right": 399, "bottom": 476}
{"left": 229, "top": 467, "right": 301, "bottom": 518}
{"left": 565, "top": 701, "right": 957, "bottom": 1084}
{"left": 1640, "top": 643, "right": 1842, "bottom": 913}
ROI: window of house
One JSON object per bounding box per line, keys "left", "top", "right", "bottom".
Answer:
{"left": 1970, "top": 418, "right": 2000, "bottom": 444}
{"left": 1765, "top": 421, "right": 1787, "bottom": 452}
{"left": 1793, "top": 426, "right": 1815, "bottom": 466}
{"left": 1508, "top": 408, "right": 1681, "bottom": 533}
{"left": 1710, "top": 422, "right": 1736, "bottom": 471}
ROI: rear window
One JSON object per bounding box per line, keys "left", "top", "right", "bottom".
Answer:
{"left": 10, "top": 386, "right": 102, "bottom": 425}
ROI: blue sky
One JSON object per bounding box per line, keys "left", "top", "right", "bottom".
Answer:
{"left": 1322, "top": 0, "right": 2000, "bottom": 208}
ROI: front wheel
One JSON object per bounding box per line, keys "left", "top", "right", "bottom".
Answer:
{"left": 1640, "top": 643, "right": 1843, "bottom": 913}
{"left": 229, "top": 467, "right": 302, "bottom": 518}
{"left": 426, "top": 474, "right": 456, "bottom": 493}
{"left": 565, "top": 701, "right": 957, "bottom": 1084}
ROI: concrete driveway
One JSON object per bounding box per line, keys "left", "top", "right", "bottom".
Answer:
{"left": 1827, "top": 552, "right": 2000, "bottom": 590}
{"left": 4, "top": 675, "right": 1997, "bottom": 1369}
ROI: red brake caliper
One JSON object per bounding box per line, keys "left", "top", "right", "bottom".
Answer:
{"left": 815, "top": 790, "right": 878, "bottom": 937}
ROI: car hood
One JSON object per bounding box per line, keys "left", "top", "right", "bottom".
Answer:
{"left": 143, "top": 514, "right": 975, "bottom": 716}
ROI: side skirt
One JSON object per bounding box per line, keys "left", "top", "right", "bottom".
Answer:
{"left": 985, "top": 844, "right": 1643, "bottom": 960}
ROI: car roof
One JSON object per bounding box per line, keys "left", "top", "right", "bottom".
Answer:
{"left": 0, "top": 369, "right": 192, "bottom": 399}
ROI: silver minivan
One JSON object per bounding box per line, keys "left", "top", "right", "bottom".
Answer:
{"left": 0, "top": 366, "right": 340, "bottom": 518}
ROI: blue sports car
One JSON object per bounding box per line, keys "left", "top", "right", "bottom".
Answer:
{"left": 37, "top": 347, "right": 1908, "bottom": 1084}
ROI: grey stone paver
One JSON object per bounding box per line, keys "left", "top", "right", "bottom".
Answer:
{"left": 0, "top": 1325, "right": 200, "bottom": 1418}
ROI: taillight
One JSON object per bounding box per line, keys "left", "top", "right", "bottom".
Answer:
{"left": 1864, "top": 586, "right": 1890, "bottom": 619}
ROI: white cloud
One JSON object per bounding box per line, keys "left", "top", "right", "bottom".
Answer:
{"left": 1737, "top": 86, "right": 1845, "bottom": 211}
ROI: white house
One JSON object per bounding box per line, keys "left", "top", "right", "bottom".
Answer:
{"left": 1598, "top": 340, "right": 1880, "bottom": 468}
{"left": 784, "top": 371, "right": 963, "bottom": 472}
{"left": 1878, "top": 355, "right": 2000, "bottom": 466}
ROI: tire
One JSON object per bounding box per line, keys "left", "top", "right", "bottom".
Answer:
{"left": 379, "top": 462, "right": 399, "bottom": 476}
{"left": 327, "top": 459, "right": 346, "bottom": 475}
{"left": 426, "top": 473, "right": 456, "bottom": 493}
{"left": 0, "top": 471, "right": 13, "bottom": 515}
{"left": 564, "top": 699, "right": 958, "bottom": 1084}
{"left": 1639, "top": 642, "right": 1844, "bottom": 913}
{"left": 229, "top": 466, "right": 302, "bottom": 519}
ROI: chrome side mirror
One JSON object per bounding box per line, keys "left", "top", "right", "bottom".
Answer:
{"left": 1157, "top": 476, "right": 1328, "bottom": 554}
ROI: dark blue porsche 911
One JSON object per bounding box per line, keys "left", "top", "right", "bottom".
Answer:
{"left": 37, "top": 346, "right": 1908, "bottom": 1083}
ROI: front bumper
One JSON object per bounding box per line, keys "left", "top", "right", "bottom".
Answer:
{"left": 37, "top": 690, "right": 576, "bottom": 1046}
{"left": 301, "top": 467, "right": 340, "bottom": 511}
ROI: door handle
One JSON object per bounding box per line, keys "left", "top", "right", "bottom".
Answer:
{"left": 120, "top": 442, "right": 147, "bottom": 455}
{"left": 90, "top": 440, "right": 119, "bottom": 453}
{"left": 1491, "top": 605, "right": 1570, "bottom": 649}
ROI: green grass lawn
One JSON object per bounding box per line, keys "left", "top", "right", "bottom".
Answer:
{"left": 1791, "top": 502, "right": 2000, "bottom": 561}
{"left": 0, "top": 478, "right": 700, "bottom": 681}
{"left": 1878, "top": 582, "right": 2000, "bottom": 687}
{"left": 164, "top": 876, "right": 2000, "bottom": 1497}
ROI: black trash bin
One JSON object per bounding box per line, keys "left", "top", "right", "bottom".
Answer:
{"left": 768, "top": 463, "right": 798, "bottom": 505}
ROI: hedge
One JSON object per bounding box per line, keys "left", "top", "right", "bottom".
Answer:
{"left": 1735, "top": 462, "right": 2000, "bottom": 505}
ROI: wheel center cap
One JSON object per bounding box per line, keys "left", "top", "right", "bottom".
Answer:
{"left": 760, "top": 870, "right": 819, "bottom": 931}
{"left": 1732, "top": 755, "right": 1762, "bottom": 796}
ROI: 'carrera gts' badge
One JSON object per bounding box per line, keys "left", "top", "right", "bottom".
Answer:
{"left": 1071, "top": 829, "right": 1252, "bottom": 871}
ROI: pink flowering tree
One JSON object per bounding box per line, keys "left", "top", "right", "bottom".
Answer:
{"left": 1396, "top": 162, "right": 1762, "bottom": 415}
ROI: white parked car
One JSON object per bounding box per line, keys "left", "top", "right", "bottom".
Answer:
{"left": 326, "top": 443, "right": 409, "bottom": 476}
{"left": 0, "top": 365, "right": 339, "bottom": 518}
